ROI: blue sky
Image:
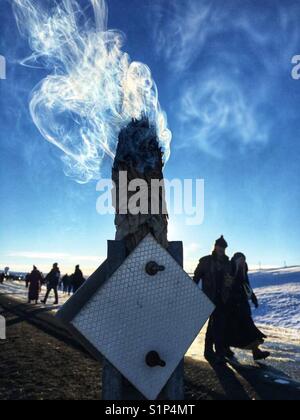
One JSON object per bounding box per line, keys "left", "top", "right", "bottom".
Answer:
{"left": 0, "top": 0, "right": 300, "bottom": 275}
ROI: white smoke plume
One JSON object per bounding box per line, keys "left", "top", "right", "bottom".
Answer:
{"left": 12, "top": 0, "right": 171, "bottom": 183}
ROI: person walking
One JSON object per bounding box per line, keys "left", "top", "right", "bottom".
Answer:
{"left": 72, "top": 265, "right": 85, "bottom": 294}
{"left": 27, "top": 266, "right": 43, "bottom": 304}
{"left": 194, "top": 236, "right": 234, "bottom": 364}
{"left": 41, "top": 263, "right": 60, "bottom": 305}
{"left": 224, "top": 253, "right": 270, "bottom": 361}
{"left": 67, "top": 274, "right": 73, "bottom": 295}
{"left": 25, "top": 273, "right": 30, "bottom": 288}
{"left": 61, "top": 274, "right": 69, "bottom": 294}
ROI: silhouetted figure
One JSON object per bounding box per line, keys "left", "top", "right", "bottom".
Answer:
{"left": 67, "top": 275, "right": 73, "bottom": 295}
{"left": 41, "top": 263, "right": 60, "bottom": 305}
{"left": 27, "top": 266, "right": 43, "bottom": 304}
{"left": 61, "top": 274, "right": 70, "bottom": 294}
{"left": 72, "top": 265, "right": 85, "bottom": 294}
{"left": 0, "top": 273, "right": 4, "bottom": 284}
{"left": 25, "top": 273, "right": 30, "bottom": 288}
{"left": 224, "top": 253, "right": 270, "bottom": 361}
{"left": 194, "top": 236, "right": 233, "bottom": 365}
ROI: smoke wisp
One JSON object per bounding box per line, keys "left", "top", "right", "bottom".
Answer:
{"left": 12, "top": 0, "right": 171, "bottom": 183}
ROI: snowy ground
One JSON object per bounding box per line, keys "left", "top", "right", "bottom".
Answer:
{"left": 250, "top": 266, "right": 300, "bottom": 333}
{"left": 0, "top": 280, "right": 69, "bottom": 309}
{"left": 1, "top": 267, "right": 300, "bottom": 383}
{"left": 249, "top": 267, "right": 300, "bottom": 381}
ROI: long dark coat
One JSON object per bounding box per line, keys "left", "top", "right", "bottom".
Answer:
{"left": 72, "top": 268, "right": 85, "bottom": 293}
{"left": 28, "top": 269, "right": 43, "bottom": 301}
{"left": 194, "top": 252, "right": 234, "bottom": 355}
{"left": 224, "top": 263, "right": 266, "bottom": 349}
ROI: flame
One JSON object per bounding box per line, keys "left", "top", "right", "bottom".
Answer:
{"left": 12, "top": 0, "right": 171, "bottom": 183}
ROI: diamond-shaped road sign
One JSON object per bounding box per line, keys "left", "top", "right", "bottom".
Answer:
{"left": 57, "top": 234, "right": 214, "bottom": 400}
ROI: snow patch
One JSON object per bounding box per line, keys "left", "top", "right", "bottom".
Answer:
{"left": 249, "top": 267, "right": 300, "bottom": 332}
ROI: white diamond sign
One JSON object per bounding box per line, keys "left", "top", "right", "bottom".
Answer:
{"left": 58, "top": 234, "right": 214, "bottom": 400}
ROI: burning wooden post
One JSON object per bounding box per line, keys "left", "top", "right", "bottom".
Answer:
{"left": 112, "top": 118, "right": 168, "bottom": 254}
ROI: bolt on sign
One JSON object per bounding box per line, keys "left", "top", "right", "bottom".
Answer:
{"left": 57, "top": 234, "right": 214, "bottom": 400}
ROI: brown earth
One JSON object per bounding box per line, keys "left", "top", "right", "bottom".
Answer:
{"left": 0, "top": 295, "right": 299, "bottom": 401}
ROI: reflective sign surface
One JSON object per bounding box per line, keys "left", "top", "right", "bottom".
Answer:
{"left": 72, "top": 234, "right": 214, "bottom": 400}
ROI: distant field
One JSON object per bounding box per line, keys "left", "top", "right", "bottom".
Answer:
{"left": 249, "top": 267, "right": 300, "bottom": 332}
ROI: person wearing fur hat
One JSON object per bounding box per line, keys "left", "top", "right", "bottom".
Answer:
{"left": 224, "top": 253, "right": 270, "bottom": 361}
{"left": 194, "top": 236, "right": 234, "bottom": 364}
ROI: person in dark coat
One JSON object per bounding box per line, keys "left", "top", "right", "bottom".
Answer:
{"left": 25, "top": 273, "right": 30, "bottom": 288}
{"left": 194, "top": 236, "right": 234, "bottom": 364}
{"left": 72, "top": 265, "right": 85, "bottom": 294}
{"left": 41, "top": 263, "right": 60, "bottom": 305}
{"left": 61, "top": 274, "right": 70, "bottom": 294}
{"left": 27, "top": 266, "right": 43, "bottom": 304}
{"left": 225, "top": 253, "right": 270, "bottom": 361}
{"left": 67, "top": 274, "right": 73, "bottom": 295}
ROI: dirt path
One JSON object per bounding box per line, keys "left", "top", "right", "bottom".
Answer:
{"left": 1, "top": 288, "right": 300, "bottom": 400}
{"left": 0, "top": 308, "right": 101, "bottom": 400}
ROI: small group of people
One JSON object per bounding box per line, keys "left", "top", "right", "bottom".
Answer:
{"left": 194, "top": 235, "right": 270, "bottom": 365}
{"left": 59, "top": 269, "right": 85, "bottom": 296}
{"left": 26, "top": 263, "right": 85, "bottom": 305}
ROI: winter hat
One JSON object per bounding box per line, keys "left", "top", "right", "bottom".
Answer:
{"left": 232, "top": 252, "right": 247, "bottom": 275}
{"left": 233, "top": 252, "right": 246, "bottom": 261}
{"left": 215, "top": 235, "right": 228, "bottom": 249}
